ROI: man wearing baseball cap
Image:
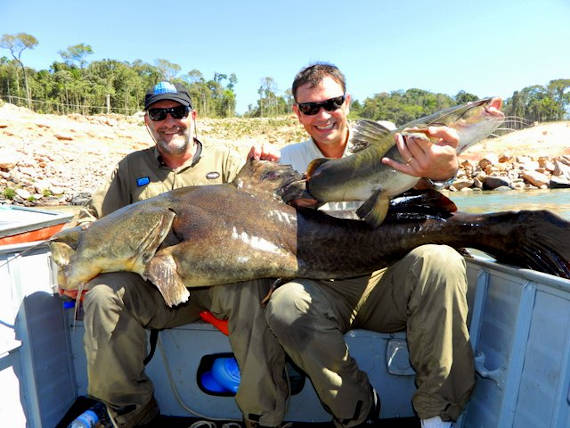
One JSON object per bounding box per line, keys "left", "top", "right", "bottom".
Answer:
{"left": 75, "top": 81, "right": 289, "bottom": 427}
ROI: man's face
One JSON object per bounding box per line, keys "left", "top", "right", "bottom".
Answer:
{"left": 144, "top": 100, "right": 196, "bottom": 156}
{"left": 293, "top": 76, "right": 351, "bottom": 153}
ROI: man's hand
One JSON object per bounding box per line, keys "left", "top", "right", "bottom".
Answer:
{"left": 247, "top": 142, "right": 281, "bottom": 162}
{"left": 381, "top": 126, "right": 459, "bottom": 180}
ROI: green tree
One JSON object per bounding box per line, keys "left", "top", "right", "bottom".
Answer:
{"left": 250, "top": 77, "right": 289, "bottom": 117}
{"left": 59, "top": 43, "right": 94, "bottom": 69}
{"left": 0, "top": 32, "right": 38, "bottom": 107}
{"left": 547, "top": 79, "right": 570, "bottom": 118}
{"left": 454, "top": 90, "right": 479, "bottom": 104}
{"left": 154, "top": 59, "right": 181, "bottom": 81}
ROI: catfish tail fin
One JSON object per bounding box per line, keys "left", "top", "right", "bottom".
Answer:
{"left": 453, "top": 210, "right": 570, "bottom": 279}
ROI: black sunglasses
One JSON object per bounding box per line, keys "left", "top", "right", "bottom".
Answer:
{"left": 296, "top": 95, "right": 346, "bottom": 115}
{"left": 148, "top": 105, "right": 190, "bottom": 121}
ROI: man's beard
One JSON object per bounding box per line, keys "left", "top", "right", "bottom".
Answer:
{"left": 157, "top": 133, "right": 191, "bottom": 156}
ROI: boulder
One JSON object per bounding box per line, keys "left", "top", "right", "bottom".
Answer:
{"left": 538, "top": 156, "right": 555, "bottom": 172}
{"left": 0, "top": 151, "right": 22, "bottom": 170}
{"left": 498, "top": 153, "right": 514, "bottom": 163}
{"left": 452, "top": 178, "right": 474, "bottom": 190}
{"left": 521, "top": 170, "right": 550, "bottom": 188}
{"left": 15, "top": 188, "right": 31, "bottom": 200}
{"left": 550, "top": 176, "right": 570, "bottom": 189}
{"left": 553, "top": 159, "right": 570, "bottom": 180}
{"left": 482, "top": 176, "right": 511, "bottom": 190}
{"left": 478, "top": 154, "right": 499, "bottom": 170}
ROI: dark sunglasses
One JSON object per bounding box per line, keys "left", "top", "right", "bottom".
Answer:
{"left": 296, "top": 95, "right": 346, "bottom": 115}
{"left": 148, "top": 105, "right": 190, "bottom": 121}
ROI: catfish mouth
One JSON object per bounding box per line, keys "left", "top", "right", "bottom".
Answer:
{"left": 484, "top": 97, "right": 504, "bottom": 119}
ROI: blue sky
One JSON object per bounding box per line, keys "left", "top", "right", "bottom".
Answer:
{"left": 2, "top": 0, "right": 569, "bottom": 114}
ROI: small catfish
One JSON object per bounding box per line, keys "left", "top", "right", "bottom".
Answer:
{"left": 303, "top": 97, "right": 504, "bottom": 227}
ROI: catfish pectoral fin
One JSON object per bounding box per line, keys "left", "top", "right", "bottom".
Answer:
{"left": 356, "top": 190, "right": 390, "bottom": 228}
{"left": 144, "top": 254, "right": 190, "bottom": 307}
{"left": 50, "top": 241, "right": 76, "bottom": 269}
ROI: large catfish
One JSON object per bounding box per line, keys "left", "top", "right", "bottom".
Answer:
{"left": 301, "top": 97, "right": 505, "bottom": 227}
{"left": 51, "top": 160, "right": 570, "bottom": 308}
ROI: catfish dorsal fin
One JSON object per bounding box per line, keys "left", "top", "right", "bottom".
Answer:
{"left": 350, "top": 119, "right": 394, "bottom": 154}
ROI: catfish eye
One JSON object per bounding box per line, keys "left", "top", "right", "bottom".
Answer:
{"left": 264, "top": 172, "right": 278, "bottom": 180}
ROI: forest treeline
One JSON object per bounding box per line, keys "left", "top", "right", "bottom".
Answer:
{"left": 1, "top": 33, "right": 569, "bottom": 125}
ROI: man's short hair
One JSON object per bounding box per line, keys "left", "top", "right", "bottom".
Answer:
{"left": 144, "top": 81, "right": 193, "bottom": 110}
{"left": 291, "top": 63, "right": 346, "bottom": 101}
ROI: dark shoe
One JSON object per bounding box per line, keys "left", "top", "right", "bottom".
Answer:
{"left": 107, "top": 396, "right": 160, "bottom": 427}
{"left": 355, "top": 387, "right": 381, "bottom": 426}
{"left": 331, "top": 387, "right": 381, "bottom": 427}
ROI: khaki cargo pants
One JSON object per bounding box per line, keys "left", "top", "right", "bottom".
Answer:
{"left": 265, "top": 244, "right": 475, "bottom": 427}
{"left": 83, "top": 273, "right": 288, "bottom": 427}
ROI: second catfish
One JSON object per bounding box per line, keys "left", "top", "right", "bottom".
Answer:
{"left": 300, "top": 97, "right": 504, "bottom": 227}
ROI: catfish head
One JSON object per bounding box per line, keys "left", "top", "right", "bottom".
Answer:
{"left": 403, "top": 97, "right": 505, "bottom": 154}
{"left": 56, "top": 203, "right": 175, "bottom": 292}
{"left": 232, "top": 159, "right": 312, "bottom": 203}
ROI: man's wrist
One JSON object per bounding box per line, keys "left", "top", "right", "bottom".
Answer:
{"left": 424, "top": 175, "right": 456, "bottom": 189}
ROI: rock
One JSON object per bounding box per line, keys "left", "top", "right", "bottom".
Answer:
{"left": 538, "top": 156, "right": 555, "bottom": 172}
{"left": 511, "top": 182, "right": 526, "bottom": 190}
{"left": 553, "top": 159, "right": 570, "bottom": 179}
{"left": 473, "top": 177, "right": 484, "bottom": 189}
{"left": 0, "top": 151, "right": 22, "bottom": 170}
{"left": 15, "top": 188, "right": 31, "bottom": 200}
{"left": 483, "top": 176, "right": 511, "bottom": 190}
{"left": 557, "top": 155, "right": 570, "bottom": 166}
{"left": 478, "top": 154, "right": 499, "bottom": 170}
{"left": 50, "top": 186, "right": 65, "bottom": 195}
{"left": 70, "top": 192, "right": 92, "bottom": 205}
{"left": 494, "top": 186, "right": 513, "bottom": 192}
{"left": 34, "top": 179, "right": 52, "bottom": 194}
{"left": 452, "top": 178, "right": 474, "bottom": 190}
{"left": 550, "top": 176, "right": 570, "bottom": 189}
{"left": 54, "top": 133, "right": 74, "bottom": 141}
{"left": 521, "top": 170, "right": 550, "bottom": 188}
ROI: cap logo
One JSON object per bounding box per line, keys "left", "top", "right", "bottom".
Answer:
{"left": 152, "top": 81, "right": 178, "bottom": 95}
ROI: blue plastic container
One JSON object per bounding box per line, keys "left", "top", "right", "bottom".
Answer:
{"left": 210, "top": 357, "right": 240, "bottom": 393}
{"left": 200, "top": 370, "right": 227, "bottom": 393}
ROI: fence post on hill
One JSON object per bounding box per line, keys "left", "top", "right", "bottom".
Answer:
{"left": 106, "top": 94, "right": 111, "bottom": 114}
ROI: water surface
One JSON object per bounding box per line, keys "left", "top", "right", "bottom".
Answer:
{"left": 445, "top": 188, "right": 570, "bottom": 220}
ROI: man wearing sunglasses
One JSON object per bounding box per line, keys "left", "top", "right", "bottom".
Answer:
{"left": 76, "top": 81, "right": 288, "bottom": 427}
{"left": 253, "top": 64, "right": 473, "bottom": 428}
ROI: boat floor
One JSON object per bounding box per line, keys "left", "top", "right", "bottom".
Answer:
{"left": 55, "top": 396, "right": 421, "bottom": 427}
{"left": 148, "top": 416, "right": 420, "bottom": 427}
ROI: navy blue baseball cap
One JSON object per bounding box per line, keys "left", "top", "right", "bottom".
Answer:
{"left": 144, "top": 81, "right": 193, "bottom": 110}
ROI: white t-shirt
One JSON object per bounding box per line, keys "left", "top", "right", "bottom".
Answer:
{"left": 279, "top": 136, "right": 361, "bottom": 216}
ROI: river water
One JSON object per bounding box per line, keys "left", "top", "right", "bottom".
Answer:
{"left": 445, "top": 188, "right": 570, "bottom": 220}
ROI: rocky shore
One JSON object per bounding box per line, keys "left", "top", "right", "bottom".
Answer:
{"left": 449, "top": 153, "right": 570, "bottom": 192}
{"left": 1, "top": 101, "right": 570, "bottom": 207}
